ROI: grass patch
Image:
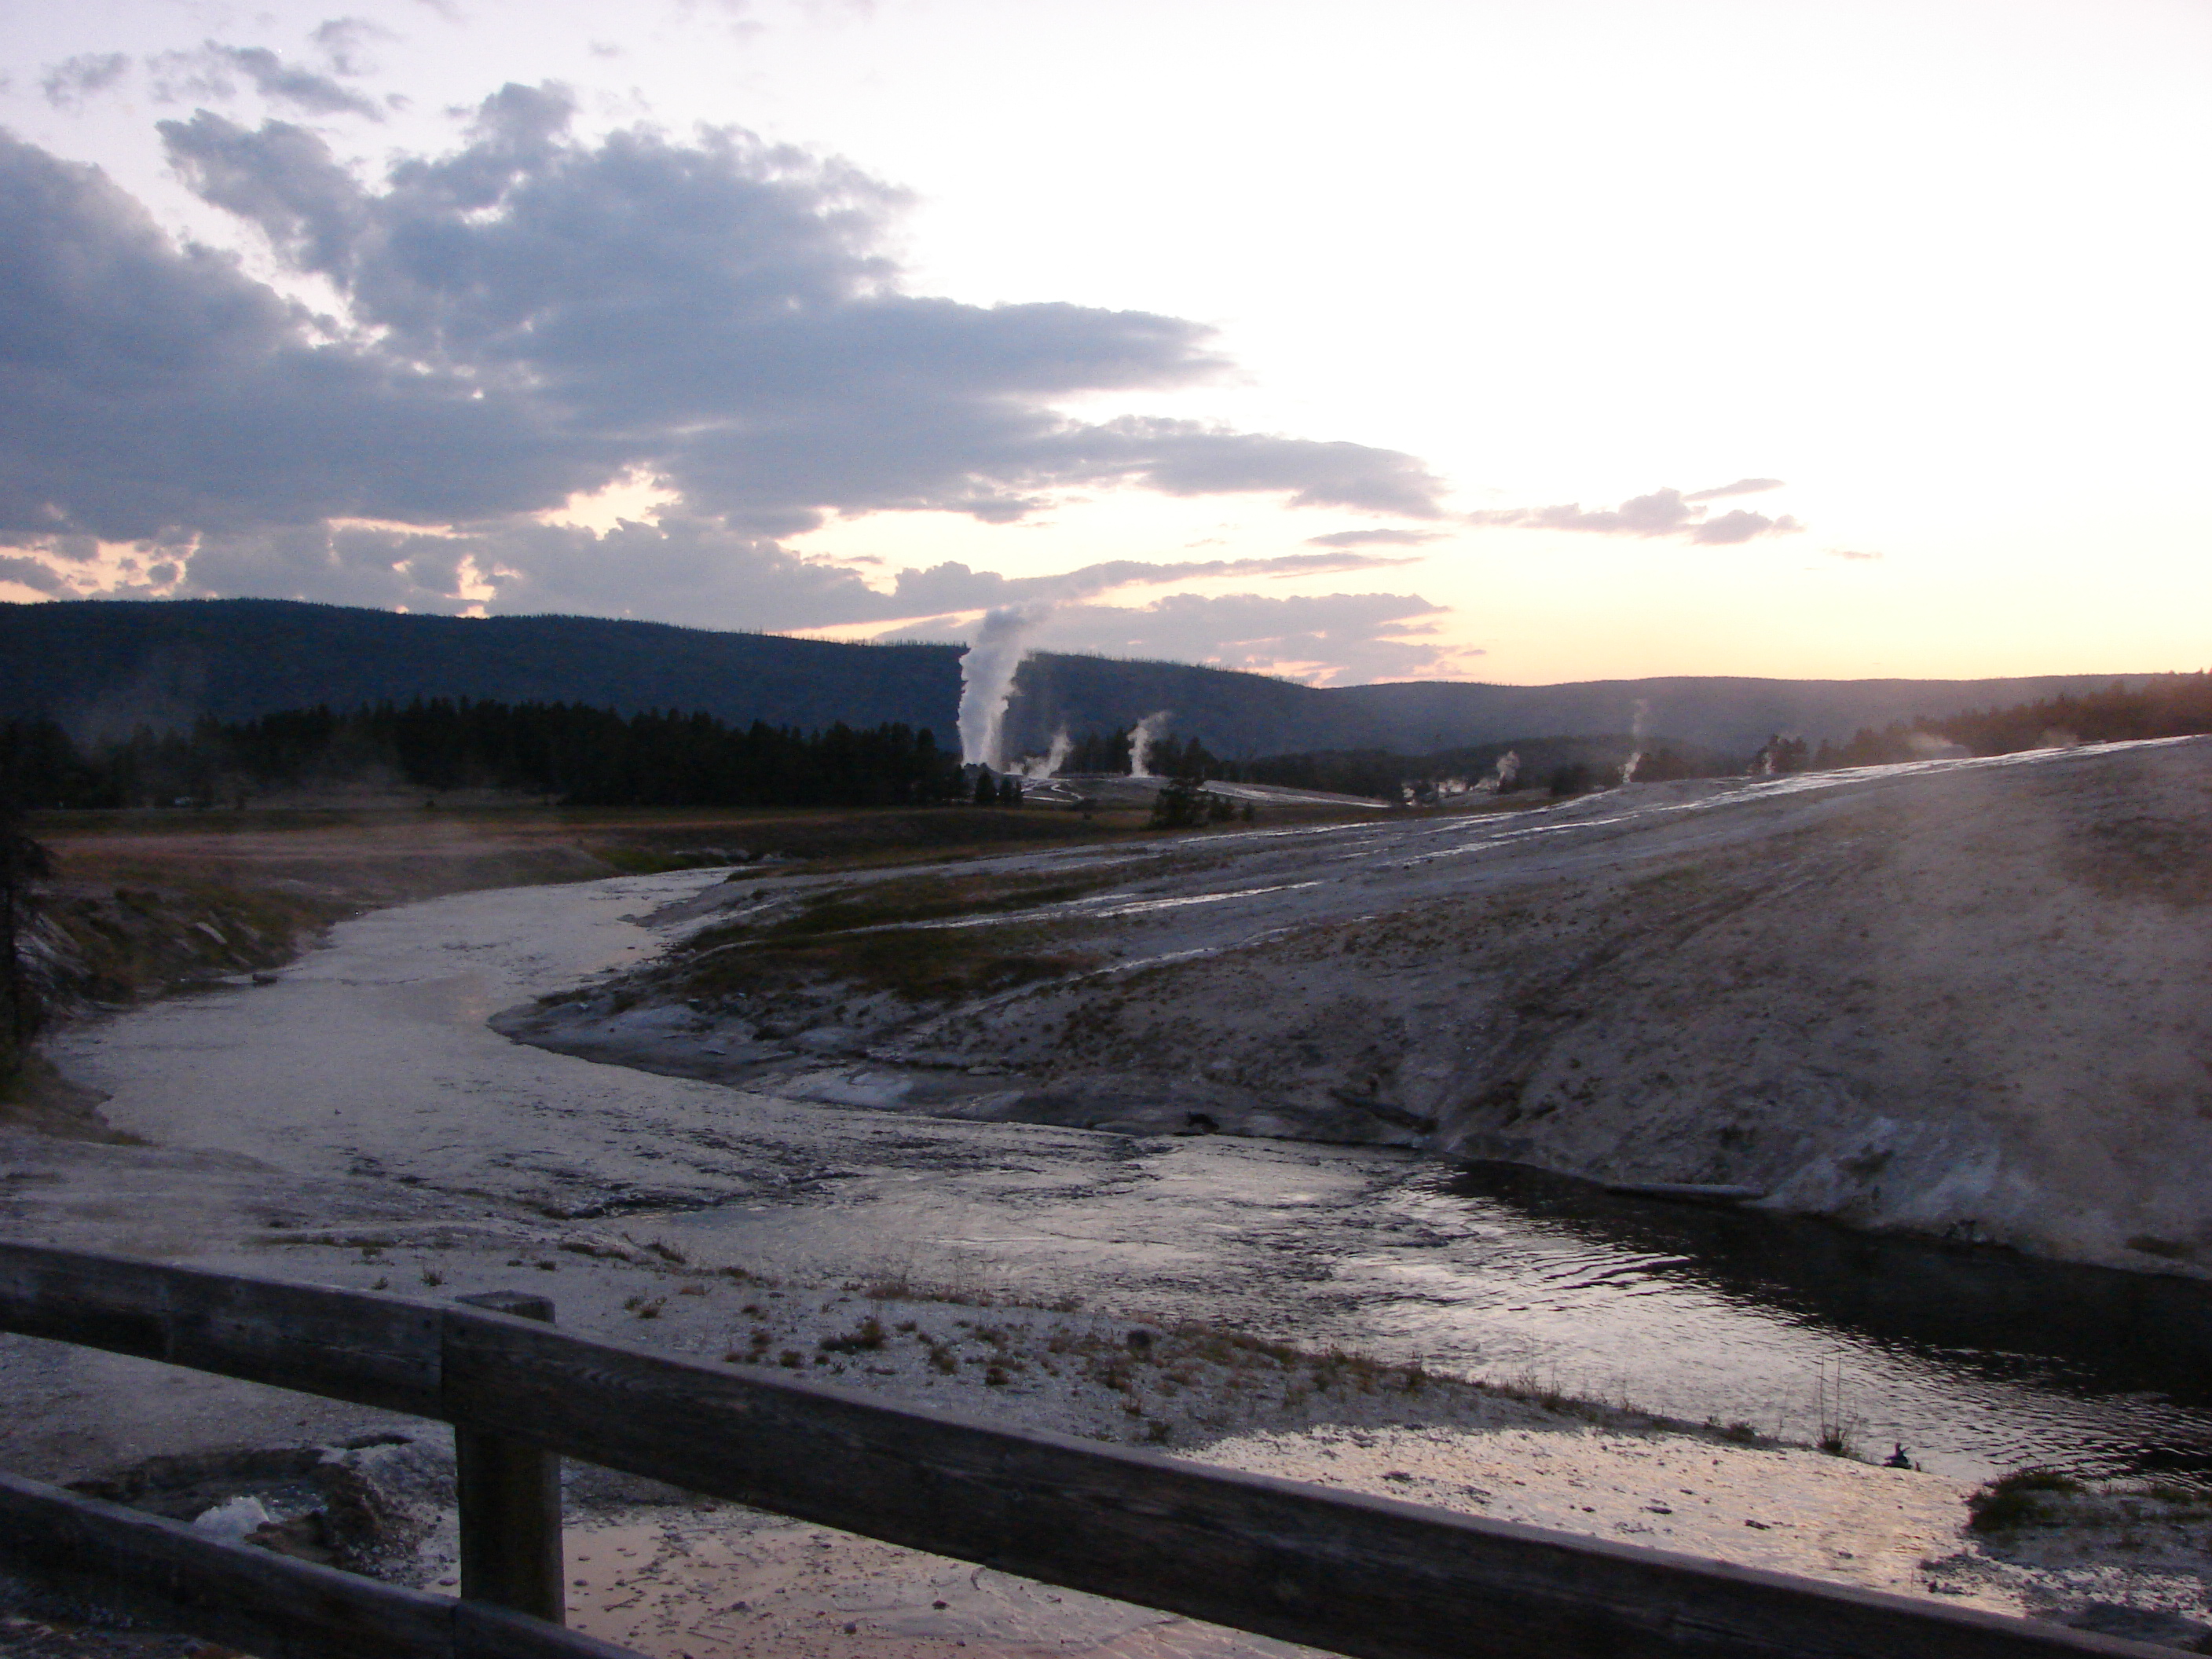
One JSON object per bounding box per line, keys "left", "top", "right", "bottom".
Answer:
{"left": 819, "top": 1317, "right": 888, "bottom": 1354}
{"left": 1967, "top": 1467, "right": 2087, "bottom": 1533}
{"left": 756, "top": 867, "right": 1129, "bottom": 938}
{"left": 671, "top": 867, "right": 1124, "bottom": 1004}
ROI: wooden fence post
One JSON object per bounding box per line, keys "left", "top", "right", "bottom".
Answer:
{"left": 454, "top": 1291, "right": 563, "bottom": 1626}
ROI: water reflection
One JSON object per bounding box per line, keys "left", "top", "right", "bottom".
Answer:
{"left": 1380, "top": 1162, "right": 2212, "bottom": 1485}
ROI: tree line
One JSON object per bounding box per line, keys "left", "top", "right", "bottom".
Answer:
{"left": 0, "top": 701, "right": 971, "bottom": 811}
{"left": 1802, "top": 673, "right": 2212, "bottom": 771}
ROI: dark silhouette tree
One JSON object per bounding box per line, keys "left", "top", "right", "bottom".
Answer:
{"left": 0, "top": 808, "right": 53, "bottom": 1077}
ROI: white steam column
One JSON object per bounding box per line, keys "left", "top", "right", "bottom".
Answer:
{"left": 1128, "top": 710, "right": 1170, "bottom": 776}
{"left": 957, "top": 605, "right": 1047, "bottom": 768}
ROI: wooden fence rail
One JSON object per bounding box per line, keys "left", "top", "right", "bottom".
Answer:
{"left": 0, "top": 1469, "right": 631, "bottom": 1659}
{"left": 0, "top": 1242, "right": 2173, "bottom": 1659}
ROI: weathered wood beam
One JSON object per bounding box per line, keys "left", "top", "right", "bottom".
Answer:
{"left": 454, "top": 1290, "right": 564, "bottom": 1624}
{"left": 0, "top": 1240, "right": 441, "bottom": 1416}
{"left": 0, "top": 1470, "right": 628, "bottom": 1659}
{"left": 442, "top": 1306, "right": 2163, "bottom": 1659}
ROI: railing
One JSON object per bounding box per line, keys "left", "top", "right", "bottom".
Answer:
{"left": 0, "top": 1242, "right": 2169, "bottom": 1659}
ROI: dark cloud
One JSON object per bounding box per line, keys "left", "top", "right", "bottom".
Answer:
{"left": 1683, "top": 477, "right": 1783, "bottom": 502}
{"left": 0, "top": 553, "right": 68, "bottom": 595}
{"left": 41, "top": 53, "right": 131, "bottom": 111}
{"left": 1305, "top": 527, "right": 1444, "bottom": 548}
{"left": 0, "top": 85, "right": 1444, "bottom": 644}
{"left": 179, "top": 515, "right": 874, "bottom": 624}
{"left": 0, "top": 130, "right": 573, "bottom": 545}
{"left": 167, "top": 526, "right": 1415, "bottom": 632}
{"left": 877, "top": 548, "right": 1414, "bottom": 616}
{"left": 1044, "top": 591, "right": 1459, "bottom": 683}
{"left": 148, "top": 45, "right": 384, "bottom": 119}
{"left": 1467, "top": 485, "right": 1801, "bottom": 544}
{"left": 146, "top": 87, "right": 1440, "bottom": 540}
{"left": 1052, "top": 419, "right": 1445, "bottom": 518}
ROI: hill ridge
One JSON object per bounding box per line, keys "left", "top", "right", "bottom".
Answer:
{"left": 0, "top": 598, "right": 2150, "bottom": 760}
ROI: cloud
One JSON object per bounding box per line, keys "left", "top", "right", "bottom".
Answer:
{"left": 878, "top": 548, "right": 1417, "bottom": 617}
{"left": 1467, "top": 484, "right": 1802, "bottom": 544}
{"left": 1826, "top": 547, "right": 1883, "bottom": 562}
{"left": 1305, "top": 527, "right": 1445, "bottom": 548}
{"left": 41, "top": 53, "right": 131, "bottom": 111}
{"left": 1042, "top": 591, "right": 1460, "bottom": 684}
{"left": 309, "top": 18, "right": 397, "bottom": 79}
{"left": 0, "top": 130, "right": 566, "bottom": 547}
{"left": 163, "top": 526, "right": 1419, "bottom": 632}
{"left": 1682, "top": 477, "right": 1783, "bottom": 502}
{"left": 145, "top": 88, "right": 1441, "bottom": 537}
{"left": 148, "top": 44, "right": 384, "bottom": 119}
{"left": 0, "top": 553, "right": 70, "bottom": 595}
{"left": 0, "top": 83, "right": 1439, "bottom": 555}
{"left": 1689, "top": 507, "right": 1800, "bottom": 545}
{"left": 0, "top": 85, "right": 1448, "bottom": 678}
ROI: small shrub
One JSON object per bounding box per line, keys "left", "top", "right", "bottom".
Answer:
{"left": 819, "top": 1317, "right": 887, "bottom": 1354}
{"left": 1968, "top": 1468, "right": 2086, "bottom": 1533}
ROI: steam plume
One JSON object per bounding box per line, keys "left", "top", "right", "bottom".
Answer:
{"left": 1621, "top": 698, "right": 1653, "bottom": 785}
{"left": 1478, "top": 749, "right": 1520, "bottom": 793}
{"left": 957, "top": 605, "right": 1049, "bottom": 767}
{"left": 1019, "top": 730, "right": 1072, "bottom": 778}
{"left": 1128, "top": 710, "right": 1170, "bottom": 777}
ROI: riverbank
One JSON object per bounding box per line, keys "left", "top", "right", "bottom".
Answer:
{"left": 500, "top": 738, "right": 2212, "bottom": 1280}
{"left": 5, "top": 797, "right": 1174, "bottom": 1129}
{"left": 10, "top": 805, "right": 2212, "bottom": 1650}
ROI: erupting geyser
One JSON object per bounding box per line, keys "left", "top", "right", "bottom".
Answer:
{"left": 1128, "top": 710, "right": 1170, "bottom": 776}
{"left": 957, "top": 605, "right": 1048, "bottom": 768}
{"left": 1621, "top": 698, "right": 1653, "bottom": 785}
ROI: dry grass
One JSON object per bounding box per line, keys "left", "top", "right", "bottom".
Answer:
{"left": 668, "top": 867, "right": 1126, "bottom": 1005}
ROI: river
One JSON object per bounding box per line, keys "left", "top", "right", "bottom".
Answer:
{"left": 48, "top": 863, "right": 2212, "bottom": 1489}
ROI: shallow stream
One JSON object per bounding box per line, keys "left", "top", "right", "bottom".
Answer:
{"left": 49, "top": 865, "right": 2212, "bottom": 1489}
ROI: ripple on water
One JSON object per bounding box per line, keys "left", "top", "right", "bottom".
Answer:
{"left": 1336, "top": 1163, "right": 2212, "bottom": 1486}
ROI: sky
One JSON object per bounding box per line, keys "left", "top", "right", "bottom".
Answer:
{"left": 1, "top": 0, "right": 2207, "bottom": 687}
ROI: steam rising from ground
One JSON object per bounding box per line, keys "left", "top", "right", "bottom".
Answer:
{"left": 1128, "top": 711, "right": 1170, "bottom": 777}
{"left": 1019, "top": 731, "right": 1072, "bottom": 778}
{"left": 1621, "top": 698, "right": 1653, "bottom": 785}
{"left": 957, "top": 606, "right": 1049, "bottom": 767}
{"left": 1478, "top": 749, "right": 1520, "bottom": 793}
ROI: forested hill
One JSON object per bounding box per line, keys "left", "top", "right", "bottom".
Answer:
{"left": 0, "top": 599, "right": 961, "bottom": 743}
{"left": 0, "top": 598, "right": 2155, "bottom": 760}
